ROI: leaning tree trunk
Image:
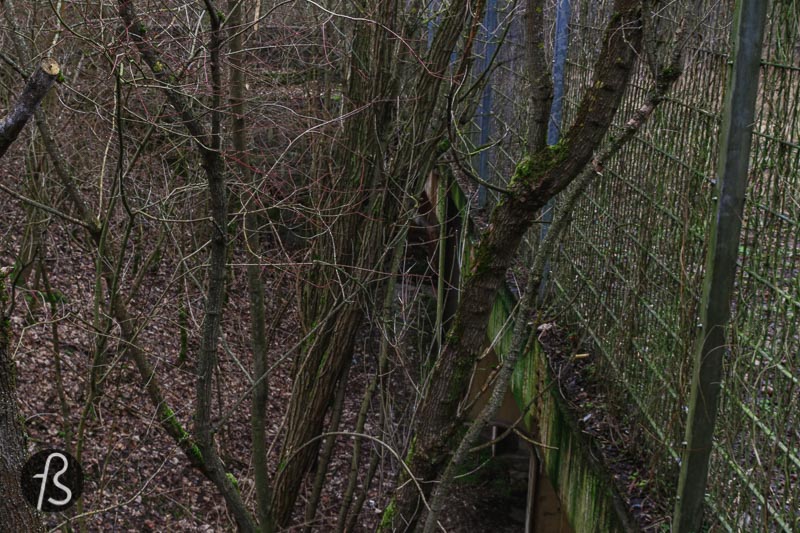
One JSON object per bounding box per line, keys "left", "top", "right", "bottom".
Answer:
{"left": 117, "top": 2, "right": 257, "bottom": 530}
{"left": 271, "top": 0, "right": 480, "bottom": 523}
{"left": 392, "top": 0, "right": 644, "bottom": 528}
{"left": 0, "top": 58, "right": 60, "bottom": 158}
{"left": 270, "top": 1, "right": 400, "bottom": 522}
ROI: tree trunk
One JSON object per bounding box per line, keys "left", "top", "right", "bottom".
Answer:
{"left": 526, "top": 0, "right": 553, "bottom": 153}
{"left": 393, "top": 0, "right": 643, "bottom": 527}
{"left": 117, "top": 3, "right": 258, "bottom": 530}
{"left": 0, "top": 275, "right": 45, "bottom": 532}
{"left": 271, "top": 0, "right": 481, "bottom": 523}
{"left": 270, "top": 0, "right": 400, "bottom": 523}
{"left": 228, "top": 0, "right": 275, "bottom": 529}
{"left": 0, "top": 58, "right": 60, "bottom": 158}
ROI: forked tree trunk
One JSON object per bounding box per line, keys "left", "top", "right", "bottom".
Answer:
{"left": 392, "top": 0, "right": 644, "bottom": 528}
{"left": 118, "top": 2, "right": 258, "bottom": 530}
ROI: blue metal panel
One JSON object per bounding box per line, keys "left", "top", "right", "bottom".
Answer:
{"left": 548, "top": 0, "right": 571, "bottom": 146}
{"left": 427, "top": 0, "right": 438, "bottom": 49}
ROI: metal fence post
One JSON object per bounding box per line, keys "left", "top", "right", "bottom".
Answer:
{"left": 673, "top": 1, "right": 767, "bottom": 530}
{"left": 537, "top": 0, "right": 570, "bottom": 301}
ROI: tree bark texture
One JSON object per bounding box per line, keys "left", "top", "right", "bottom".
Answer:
{"left": 270, "top": 5, "right": 389, "bottom": 517}
{"left": 526, "top": 0, "right": 553, "bottom": 153}
{"left": 393, "top": 0, "right": 643, "bottom": 528}
{"left": 0, "top": 59, "right": 60, "bottom": 159}
{"left": 271, "top": 0, "right": 482, "bottom": 523}
{"left": 0, "top": 275, "right": 44, "bottom": 532}
{"left": 227, "top": 0, "right": 275, "bottom": 529}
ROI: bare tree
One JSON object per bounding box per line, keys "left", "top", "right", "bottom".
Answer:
{"left": 270, "top": 0, "right": 490, "bottom": 524}
{"left": 0, "top": 0, "right": 699, "bottom": 531}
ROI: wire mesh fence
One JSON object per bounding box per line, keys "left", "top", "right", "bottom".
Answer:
{"left": 708, "top": 2, "right": 800, "bottom": 530}
{"left": 455, "top": 0, "right": 800, "bottom": 530}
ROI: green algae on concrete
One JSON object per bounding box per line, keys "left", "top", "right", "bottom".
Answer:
{"left": 450, "top": 181, "right": 637, "bottom": 533}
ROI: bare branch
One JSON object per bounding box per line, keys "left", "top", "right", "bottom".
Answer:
{"left": 0, "top": 58, "right": 60, "bottom": 159}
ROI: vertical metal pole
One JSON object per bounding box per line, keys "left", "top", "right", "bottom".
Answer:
{"left": 673, "top": 1, "right": 767, "bottom": 531}
{"left": 477, "top": 0, "right": 498, "bottom": 207}
{"left": 537, "top": 0, "right": 570, "bottom": 301}
{"left": 525, "top": 446, "right": 539, "bottom": 533}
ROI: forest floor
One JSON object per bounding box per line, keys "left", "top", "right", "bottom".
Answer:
{"left": 1, "top": 185, "right": 382, "bottom": 530}
{"left": 2, "top": 182, "right": 529, "bottom": 531}
{"left": 537, "top": 325, "right": 672, "bottom": 532}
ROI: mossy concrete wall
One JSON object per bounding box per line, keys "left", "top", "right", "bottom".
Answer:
{"left": 452, "top": 182, "right": 636, "bottom": 532}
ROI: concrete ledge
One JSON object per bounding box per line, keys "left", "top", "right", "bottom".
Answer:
{"left": 451, "top": 180, "right": 636, "bottom": 532}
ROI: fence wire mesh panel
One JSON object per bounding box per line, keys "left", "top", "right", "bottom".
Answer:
{"left": 708, "top": 1, "right": 800, "bottom": 531}
{"left": 453, "top": 0, "right": 531, "bottom": 209}
{"left": 458, "top": 0, "right": 799, "bottom": 530}
{"left": 551, "top": 1, "right": 729, "bottom": 523}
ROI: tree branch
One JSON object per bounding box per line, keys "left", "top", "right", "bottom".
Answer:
{"left": 0, "top": 58, "right": 60, "bottom": 159}
{"left": 526, "top": 0, "right": 552, "bottom": 153}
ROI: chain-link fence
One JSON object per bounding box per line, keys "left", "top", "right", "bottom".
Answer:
{"left": 456, "top": 0, "right": 799, "bottom": 530}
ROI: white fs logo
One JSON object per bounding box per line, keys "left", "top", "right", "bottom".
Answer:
{"left": 33, "top": 452, "right": 73, "bottom": 510}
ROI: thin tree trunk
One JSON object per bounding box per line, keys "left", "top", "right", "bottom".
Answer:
{"left": 228, "top": 0, "right": 275, "bottom": 529}
{"left": 38, "top": 257, "right": 72, "bottom": 449}
{"left": 117, "top": 2, "right": 258, "bottom": 530}
{"left": 14, "top": 139, "right": 49, "bottom": 290}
